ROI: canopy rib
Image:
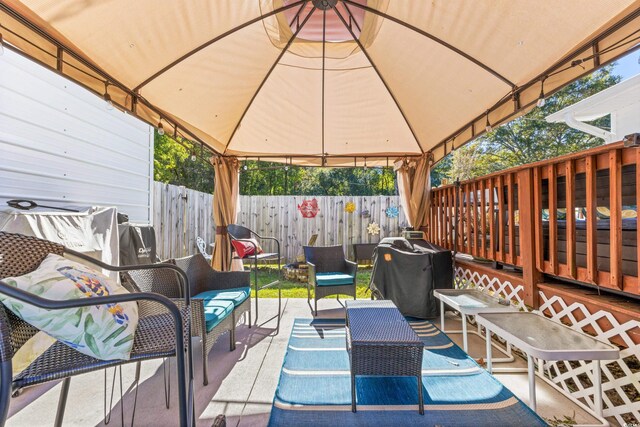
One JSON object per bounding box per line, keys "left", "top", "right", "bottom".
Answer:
{"left": 223, "top": 6, "right": 317, "bottom": 154}
{"left": 333, "top": 5, "right": 425, "bottom": 154}
{"left": 321, "top": 9, "right": 326, "bottom": 159}
{"left": 133, "top": 0, "right": 305, "bottom": 91}
{"left": 342, "top": 0, "right": 515, "bottom": 88}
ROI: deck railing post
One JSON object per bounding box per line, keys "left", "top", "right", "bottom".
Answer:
{"left": 518, "top": 169, "right": 542, "bottom": 308}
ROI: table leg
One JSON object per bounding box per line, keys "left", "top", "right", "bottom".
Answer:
{"left": 528, "top": 354, "right": 536, "bottom": 412}
{"left": 462, "top": 314, "right": 468, "bottom": 353}
{"left": 417, "top": 376, "right": 424, "bottom": 415}
{"left": 351, "top": 372, "right": 356, "bottom": 413}
{"left": 440, "top": 300, "right": 445, "bottom": 332}
{"left": 485, "top": 327, "right": 492, "bottom": 374}
{"left": 593, "top": 360, "right": 602, "bottom": 417}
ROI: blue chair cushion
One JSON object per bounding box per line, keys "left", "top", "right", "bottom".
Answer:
{"left": 195, "top": 287, "right": 251, "bottom": 308}
{"left": 193, "top": 292, "right": 235, "bottom": 332}
{"left": 316, "top": 272, "right": 354, "bottom": 286}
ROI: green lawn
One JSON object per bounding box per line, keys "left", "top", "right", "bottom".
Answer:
{"left": 247, "top": 266, "right": 373, "bottom": 299}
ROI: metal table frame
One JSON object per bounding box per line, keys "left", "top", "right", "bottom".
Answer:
{"left": 434, "top": 289, "right": 516, "bottom": 363}
{"left": 476, "top": 312, "right": 619, "bottom": 427}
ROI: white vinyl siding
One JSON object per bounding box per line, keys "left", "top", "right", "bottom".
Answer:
{"left": 0, "top": 50, "right": 153, "bottom": 224}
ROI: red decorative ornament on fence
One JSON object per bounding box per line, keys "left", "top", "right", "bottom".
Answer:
{"left": 298, "top": 198, "right": 319, "bottom": 218}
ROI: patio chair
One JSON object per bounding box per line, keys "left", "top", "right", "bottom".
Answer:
{"left": 126, "top": 254, "right": 250, "bottom": 386}
{"left": 304, "top": 245, "right": 357, "bottom": 316}
{"left": 227, "top": 224, "right": 281, "bottom": 326}
{"left": 196, "top": 236, "right": 213, "bottom": 262}
{"left": 0, "top": 231, "right": 193, "bottom": 427}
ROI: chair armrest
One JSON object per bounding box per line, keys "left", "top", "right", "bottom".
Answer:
{"left": 202, "top": 271, "right": 251, "bottom": 292}
{"left": 0, "top": 280, "right": 187, "bottom": 347}
{"left": 171, "top": 298, "right": 204, "bottom": 338}
{"left": 65, "top": 248, "right": 191, "bottom": 304}
{"left": 259, "top": 236, "right": 281, "bottom": 262}
{"left": 345, "top": 260, "right": 358, "bottom": 278}
{"left": 307, "top": 262, "right": 317, "bottom": 287}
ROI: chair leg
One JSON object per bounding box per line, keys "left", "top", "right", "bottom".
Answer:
{"left": 0, "top": 361, "right": 12, "bottom": 426}
{"left": 103, "top": 368, "right": 117, "bottom": 425}
{"left": 230, "top": 324, "right": 236, "bottom": 351}
{"left": 247, "top": 309, "right": 252, "bottom": 329}
{"left": 315, "top": 296, "right": 318, "bottom": 317}
{"left": 202, "top": 336, "right": 209, "bottom": 386}
{"left": 163, "top": 358, "right": 172, "bottom": 408}
{"left": 54, "top": 377, "right": 71, "bottom": 427}
{"left": 254, "top": 280, "right": 259, "bottom": 326}
{"left": 129, "top": 363, "right": 142, "bottom": 426}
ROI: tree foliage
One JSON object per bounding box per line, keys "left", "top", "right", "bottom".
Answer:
{"left": 239, "top": 162, "right": 396, "bottom": 196}
{"left": 153, "top": 132, "right": 214, "bottom": 193}
{"left": 435, "top": 65, "right": 621, "bottom": 183}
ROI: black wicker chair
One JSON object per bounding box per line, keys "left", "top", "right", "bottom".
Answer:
{"left": 227, "top": 224, "right": 281, "bottom": 326}
{"left": 0, "top": 232, "right": 193, "bottom": 427}
{"left": 304, "top": 245, "right": 357, "bottom": 316}
{"left": 126, "top": 254, "right": 250, "bottom": 386}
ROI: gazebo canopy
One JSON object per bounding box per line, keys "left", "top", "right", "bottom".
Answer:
{"left": 1, "top": 0, "right": 639, "bottom": 165}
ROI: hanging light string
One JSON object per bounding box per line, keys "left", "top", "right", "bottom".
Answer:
{"left": 537, "top": 76, "right": 547, "bottom": 108}
{"left": 438, "top": 27, "right": 640, "bottom": 149}
{"left": 1, "top": 16, "right": 639, "bottom": 164}
{"left": 485, "top": 110, "right": 492, "bottom": 133}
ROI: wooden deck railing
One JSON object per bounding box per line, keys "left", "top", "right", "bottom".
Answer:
{"left": 430, "top": 141, "right": 639, "bottom": 306}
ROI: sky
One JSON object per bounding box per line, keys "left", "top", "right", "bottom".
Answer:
{"left": 613, "top": 49, "right": 640, "bottom": 80}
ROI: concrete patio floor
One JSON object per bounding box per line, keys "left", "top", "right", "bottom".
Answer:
{"left": 6, "top": 297, "right": 599, "bottom": 426}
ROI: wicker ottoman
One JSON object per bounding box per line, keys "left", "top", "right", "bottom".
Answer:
{"left": 345, "top": 300, "right": 424, "bottom": 414}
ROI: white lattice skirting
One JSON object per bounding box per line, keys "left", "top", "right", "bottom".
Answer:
{"left": 454, "top": 265, "right": 526, "bottom": 309}
{"left": 454, "top": 265, "right": 639, "bottom": 425}
{"left": 539, "top": 292, "right": 640, "bottom": 426}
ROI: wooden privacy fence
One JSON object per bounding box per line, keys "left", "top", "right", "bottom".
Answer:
{"left": 153, "top": 182, "right": 216, "bottom": 260}
{"left": 236, "top": 195, "right": 407, "bottom": 262}
{"left": 429, "top": 141, "right": 639, "bottom": 305}
{"left": 153, "top": 182, "right": 407, "bottom": 262}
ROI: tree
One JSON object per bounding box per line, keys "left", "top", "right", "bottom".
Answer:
{"left": 434, "top": 65, "right": 621, "bottom": 183}
{"left": 154, "top": 132, "right": 214, "bottom": 193}
{"left": 238, "top": 161, "right": 397, "bottom": 196}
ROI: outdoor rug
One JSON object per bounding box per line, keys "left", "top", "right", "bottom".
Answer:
{"left": 268, "top": 318, "right": 546, "bottom": 426}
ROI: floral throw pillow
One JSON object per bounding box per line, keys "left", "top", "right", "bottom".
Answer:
{"left": 0, "top": 254, "right": 138, "bottom": 361}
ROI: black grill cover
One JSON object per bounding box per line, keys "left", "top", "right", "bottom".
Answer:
{"left": 369, "top": 238, "right": 453, "bottom": 319}
{"left": 118, "top": 224, "right": 157, "bottom": 265}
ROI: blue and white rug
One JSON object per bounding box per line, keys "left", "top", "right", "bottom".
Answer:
{"left": 268, "top": 318, "right": 546, "bottom": 426}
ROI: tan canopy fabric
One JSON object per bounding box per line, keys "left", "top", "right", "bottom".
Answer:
{"left": 395, "top": 155, "right": 431, "bottom": 232}
{"left": 1, "top": 1, "right": 639, "bottom": 164}
{"left": 211, "top": 157, "right": 240, "bottom": 271}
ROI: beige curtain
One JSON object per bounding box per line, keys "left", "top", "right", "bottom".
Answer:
{"left": 395, "top": 153, "right": 432, "bottom": 232}
{"left": 211, "top": 156, "right": 240, "bottom": 271}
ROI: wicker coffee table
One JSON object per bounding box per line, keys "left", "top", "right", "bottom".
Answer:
{"left": 345, "top": 300, "right": 424, "bottom": 414}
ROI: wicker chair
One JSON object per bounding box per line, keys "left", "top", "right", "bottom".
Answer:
{"left": 304, "top": 245, "right": 357, "bottom": 316}
{"left": 227, "top": 224, "right": 281, "bottom": 326}
{"left": 0, "top": 232, "right": 193, "bottom": 427}
{"left": 127, "top": 254, "right": 250, "bottom": 386}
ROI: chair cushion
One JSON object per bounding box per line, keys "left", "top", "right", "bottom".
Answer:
{"left": 193, "top": 290, "right": 244, "bottom": 332}
{"left": 194, "top": 287, "right": 250, "bottom": 308}
{"left": 1, "top": 254, "right": 138, "bottom": 361}
{"left": 316, "top": 272, "right": 354, "bottom": 286}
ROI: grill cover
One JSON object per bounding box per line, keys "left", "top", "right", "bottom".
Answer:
{"left": 370, "top": 238, "right": 453, "bottom": 319}
{"left": 118, "top": 224, "right": 157, "bottom": 265}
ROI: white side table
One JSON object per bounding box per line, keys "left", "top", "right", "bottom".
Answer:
{"left": 476, "top": 312, "right": 619, "bottom": 424}
{"left": 434, "top": 288, "right": 516, "bottom": 355}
